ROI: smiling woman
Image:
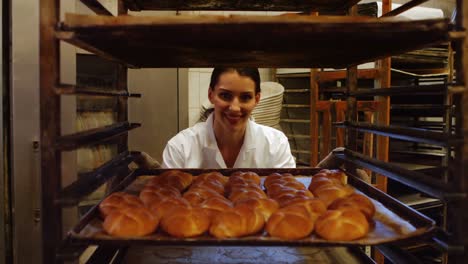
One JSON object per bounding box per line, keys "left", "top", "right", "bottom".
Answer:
{"left": 161, "top": 67, "right": 296, "bottom": 169}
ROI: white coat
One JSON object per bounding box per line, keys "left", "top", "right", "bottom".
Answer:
{"left": 161, "top": 113, "right": 296, "bottom": 169}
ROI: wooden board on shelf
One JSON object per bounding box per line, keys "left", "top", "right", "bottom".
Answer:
{"left": 123, "top": 0, "right": 361, "bottom": 12}
{"left": 58, "top": 14, "right": 449, "bottom": 68}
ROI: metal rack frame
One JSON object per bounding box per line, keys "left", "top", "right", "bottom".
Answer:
{"left": 38, "top": 0, "right": 467, "bottom": 263}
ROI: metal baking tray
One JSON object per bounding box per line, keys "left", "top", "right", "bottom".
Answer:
{"left": 67, "top": 168, "right": 435, "bottom": 247}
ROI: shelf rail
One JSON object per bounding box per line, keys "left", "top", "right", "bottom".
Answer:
{"left": 56, "top": 84, "right": 141, "bottom": 97}
{"left": 55, "top": 122, "right": 141, "bottom": 151}
{"left": 56, "top": 151, "right": 138, "bottom": 206}
{"left": 381, "top": 0, "right": 430, "bottom": 18}
{"left": 334, "top": 149, "right": 465, "bottom": 200}
{"left": 346, "top": 83, "right": 446, "bottom": 97}
{"left": 79, "top": 0, "right": 114, "bottom": 16}
{"left": 334, "top": 121, "right": 461, "bottom": 147}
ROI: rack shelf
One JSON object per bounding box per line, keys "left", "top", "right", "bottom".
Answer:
{"left": 57, "top": 14, "right": 449, "bottom": 68}
{"left": 55, "top": 122, "right": 141, "bottom": 151}
{"left": 122, "top": 0, "right": 361, "bottom": 12}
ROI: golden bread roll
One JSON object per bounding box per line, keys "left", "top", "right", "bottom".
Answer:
{"left": 190, "top": 179, "right": 225, "bottom": 195}
{"left": 328, "top": 193, "right": 375, "bottom": 220}
{"left": 229, "top": 189, "right": 267, "bottom": 203}
{"left": 148, "top": 170, "right": 193, "bottom": 191}
{"left": 266, "top": 205, "right": 315, "bottom": 240}
{"left": 209, "top": 203, "right": 265, "bottom": 238}
{"left": 325, "top": 169, "right": 347, "bottom": 184}
{"left": 160, "top": 205, "right": 210, "bottom": 238}
{"left": 148, "top": 196, "right": 190, "bottom": 219}
{"left": 235, "top": 198, "right": 279, "bottom": 221}
{"left": 308, "top": 176, "right": 342, "bottom": 193}
{"left": 183, "top": 187, "right": 223, "bottom": 206}
{"left": 273, "top": 191, "right": 302, "bottom": 207}
{"left": 103, "top": 206, "right": 158, "bottom": 237}
{"left": 266, "top": 183, "right": 295, "bottom": 197}
{"left": 193, "top": 172, "right": 228, "bottom": 186}
{"left": 139, "top": 185, "right": 181, "bottom": 206}
{"left": 264, "top": 175, "right": 298, "bottom": 189}
{"left": 282, "top": 181, "right": 307, "bottom": 191}
{"left": 285, "top": 198, "right": 327, "bottom": 219}
{"left": 313, "top": 185, "right": 355, "bottom": 207}
{"left": 198, "top": 196, "right": 233, "bottom": 218}
{"left": 99, "top": 192, "right": 144, "bottom": 218}
{"left": 229, "top": 171, "right": 261, "bottom": 185}
{"left": 315, "top": 209, "right": 369, "bottom": 241}
{"left": 226, "top": 182, "right": 263, "bottom": 196}
{"left": 264, "top": 173, "right": 283, "bottom": 188}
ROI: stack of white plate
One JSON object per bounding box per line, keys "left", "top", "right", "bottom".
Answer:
{"left": 252, "top": 82, "right": 284, "bottom": 130}
{"left": 199, "top": 82, "right": 285, "bottom": 131}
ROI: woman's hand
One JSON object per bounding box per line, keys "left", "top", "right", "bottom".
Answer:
{"left": 130, "top": 152, "right": 161, "bottom": 170}
{"left": 316, "top": 147, "right": 345, "bottom": 168}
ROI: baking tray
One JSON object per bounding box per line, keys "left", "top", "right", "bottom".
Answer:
{"left": 67, "top": 168, "right": 435, "bottom": 247}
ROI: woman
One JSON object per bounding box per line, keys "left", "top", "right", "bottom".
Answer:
{"left": 161, "top": 67, "right": 295, "bottom": 168}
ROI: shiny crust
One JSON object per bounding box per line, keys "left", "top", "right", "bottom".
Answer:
{"left": 198, "top": 196, "right": 234, "bottom": 218}
{"left": 139, "top": 185, "right": 181, "bottom": 206}
{"left": 193, "top": 172, "right": 229, "bottom": 186}
{"left": 313, "top": 184, "right": 355, "bottom": 207}
{"left": 99, "top": 192, "right": 144, "bottom": 218}
{"left": 160, "top": 206, "right": 210, "bottom": 238}
{"left": 209, "top": 203, "right": 265, "bottom": 238}
{"left": 235, "top": 198, "right": 279, "bottom": 221}
{"left": 266, "top": 205, "right": 315, "bottom": 240}
{"left": 328, "top": 193, "right": 376, "bottom": 219}
{"left": 102, "top": 206, "right": 158, "bottom": 237}
{"left": 148, "top": 196, "right": 190, "bottom": 219}
{"left": 315, "top": 209, "right": 370, "bottom": 241}
{"left": 183, "top": 187, "right": 223, "bottom": 206}
{"left": 147, "top": 170, "right": 193, "bottom": 191}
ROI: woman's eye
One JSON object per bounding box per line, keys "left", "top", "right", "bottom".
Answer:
{"left": 219, "top": 93, "right": 232, "bottom": 100}
{"left": 240, "top": 94, "right": 253, "bottom": 102}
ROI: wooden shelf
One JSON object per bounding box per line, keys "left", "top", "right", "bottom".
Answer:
{"left": 123, "top": 0, "right": 361, "bottom": 12}
{"left": 58, "top": 14, "right": 449, "bottom": 68}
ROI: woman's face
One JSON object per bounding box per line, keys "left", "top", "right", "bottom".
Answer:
{"left": 208, "top": 71, "right": 260, "bottom": 133}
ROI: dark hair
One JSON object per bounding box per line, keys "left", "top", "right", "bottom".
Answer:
{"left": 209, "top": 68, "right": 261, "bottom": 94}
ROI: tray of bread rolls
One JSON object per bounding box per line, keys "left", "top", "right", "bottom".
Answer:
{"left": 68, "top": 168, "right": 435, "bottom": 246}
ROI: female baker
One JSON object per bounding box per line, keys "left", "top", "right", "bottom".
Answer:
{"left": 161, "top": 67, "right": 296, "bottom": 169}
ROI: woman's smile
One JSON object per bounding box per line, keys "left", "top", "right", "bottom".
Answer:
{"left": 209, "top": 71, "right": 260, "bottom": 133}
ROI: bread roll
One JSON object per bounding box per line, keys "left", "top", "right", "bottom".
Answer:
{"left": 160, "top": 206, "right": 210, "bottom": 238}
{"left": 139, "top": 185, "right": 181, "bottom": 206}
{"left": 193, "top": 172, "right": 228, "bottom": 186}
{"left": 308, "top": 176, "right": 342, "bottom": 193}
{"left": 313, "top": 185, "right": 354, "bottom": 206}
{"left": 229, "top": 189, "right": 267, "bottom": 203}
{"left": 148, "top": 196, "right": 190, "bottom": 219}
{"left": 198, "top": 196, "right": 233, "bottom": 218}
{"left": 315, "top": 209, "right": 369, "bottom": 241}
{"left": 328, "top": 193, "right": 375, "bottom": 220}
{"left": 235, "top": 198, "right": 279, "bottom": 221}
{"left": 99, "top": 192, "right": 144, "bottom": 218}
{"left": 264, "top": 175, "right": 298, "bottom": 189}
{"left": 264, "top": 173, "right": 283, "bottom": 188}
{"left": 209, "top": 204, "right": 265, "bottom": 238}
{"left": 183, "top": 187, "right": 223, "bottom": 206}
{"left": 285, "top": 198, "right": 327, "bottom": 219}
{"left": 103, "top": 206, "right": 158, "bottom": 237}
{"left": 266, "top": 205, "right": 315, "bottom": 240}
{"left": 229, "top": 171, "right": 261, "bottom": 185}
{"left": 148, "top": 170, "right": 193, "bottom": 191}
{"left": 190, "top": 179, "right": 225, "bottom": 195}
